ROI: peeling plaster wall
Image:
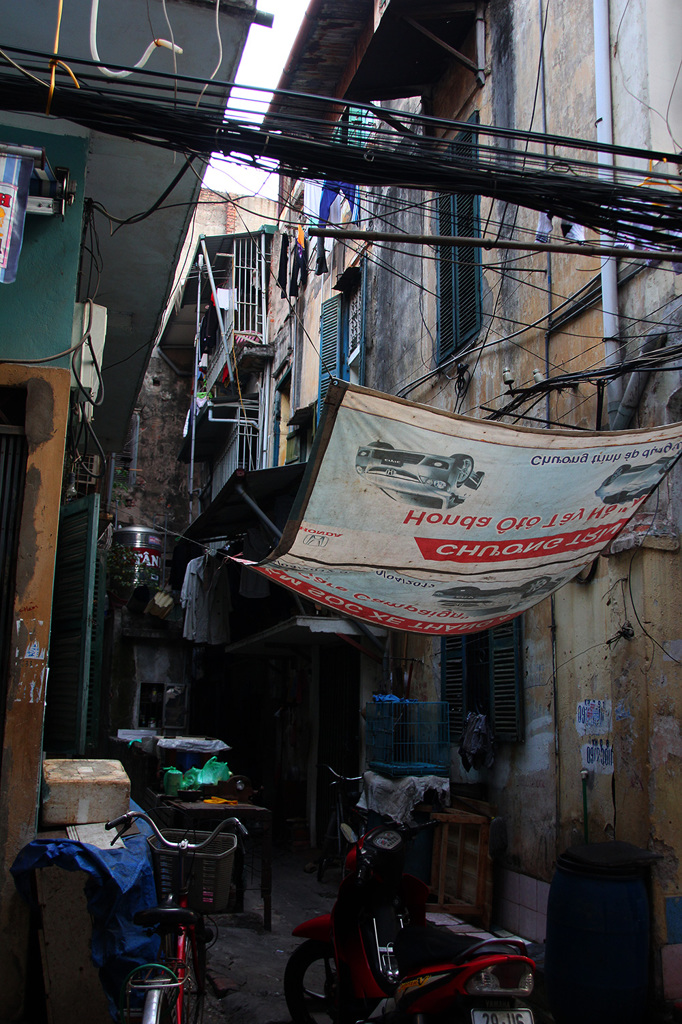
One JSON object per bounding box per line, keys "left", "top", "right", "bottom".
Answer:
{"left": 0, "top": 365, "right": 71, "bottom": 1019}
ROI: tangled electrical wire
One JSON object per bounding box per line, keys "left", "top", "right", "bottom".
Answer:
{"left": 483, "top": 340, "right": 682, "bottom": 422}
{"left": 1, "top": 44, "right": 681, "bottom": 248}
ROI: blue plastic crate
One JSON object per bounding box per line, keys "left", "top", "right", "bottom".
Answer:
{"left": 365, "top": 700, "right": 450, "bottom": 777}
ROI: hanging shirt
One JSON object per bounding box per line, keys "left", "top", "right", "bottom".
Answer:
{"left": 180, "top": 554, "right": 232, "bottom": 645}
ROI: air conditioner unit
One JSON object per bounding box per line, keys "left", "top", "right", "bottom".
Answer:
{"left": 71, "top": 301, "right": 107, "bottom": 410}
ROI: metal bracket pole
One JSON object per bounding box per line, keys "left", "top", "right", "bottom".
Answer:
{"left": 235, "top": 479, "right": 384, "bottom": 652}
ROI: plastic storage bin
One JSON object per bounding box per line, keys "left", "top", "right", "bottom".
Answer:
{"left": 365, "top": 701, "right": 450, "bottom": 777}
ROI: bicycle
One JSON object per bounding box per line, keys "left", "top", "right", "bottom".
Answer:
{"left": 106, "top": 809, "right": 248, "bottom": 1024}
{"left": 316, "top": 764, "right": 366, "bottom": 882}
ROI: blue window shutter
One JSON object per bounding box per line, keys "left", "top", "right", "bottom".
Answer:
{"left": 319, "top": 294, "right": 342, "bottom": 415}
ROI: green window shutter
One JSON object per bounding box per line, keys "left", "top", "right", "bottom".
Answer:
{"left": 442, "top": 617, "right": 523, "bottom": 746}
{"left": 442, "top": 635, "right": 466, "bottom": 742}
{"left": 285, "top": 430, "right": 301, "bottom": 464}
{"left": 85, "top": 549, "right": 107, "bottom": 752}
{"left": 490, "top": 619, "right": 524, "bottom": 741}
{"left": 44, "top": 494, "right": 101, "bottom": 755}
{"left": 437, "top": 193, "right": 456, "bottom": 361}
{"left": 437, "top": 117, "right": 482, "bottom": 362}
{"left": 319, "top": 294, "right": 342, "bottom": 414}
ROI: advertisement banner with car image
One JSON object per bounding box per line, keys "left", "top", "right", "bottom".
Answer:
{"left": 252, "top": 383, "right": 682, "bottom": 634}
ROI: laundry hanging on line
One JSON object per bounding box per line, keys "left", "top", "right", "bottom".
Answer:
{"left": 180, "top": 553, "right": 232, "bottom": 645}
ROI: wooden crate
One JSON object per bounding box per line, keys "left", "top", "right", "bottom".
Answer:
{"left": 426, "top": 808, "right": 492, "bottom": 928}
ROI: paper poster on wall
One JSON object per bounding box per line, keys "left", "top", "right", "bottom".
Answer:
{"left": 253, "top": 383, "right": 682, "bottom": 634}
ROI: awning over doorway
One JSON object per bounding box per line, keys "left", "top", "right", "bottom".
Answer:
{"left": 185, "top": 463, "right": 306, "bottom": 543}
{"left": 224, "top": 614, "right": 386, "bottom": 655}
{"left": 252, "top": 383, "right": 682, "bottom": 635}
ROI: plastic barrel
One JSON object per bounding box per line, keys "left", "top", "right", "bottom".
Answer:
{"left": 544, "top": 842, "right": 657, "bottom": 1024}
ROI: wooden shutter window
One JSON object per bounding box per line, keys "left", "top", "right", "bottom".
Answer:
{"left": 442, "top": 618, "right": 523, "bottom": 745}
{"left": 318, "top": 294, "right": 342, "bottom": 413}
{"left": 436, "top": 117, "right": 482, "bottom": 362}
{"left": 490, "top": 619, "right": 524, "bottom": 742}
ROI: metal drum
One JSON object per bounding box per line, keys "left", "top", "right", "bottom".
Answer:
{"left": 112, "top": 526, "right": 164, "bottom": 589}
{"left": 544, "top": 841, "right": 658, "bottom": 1024}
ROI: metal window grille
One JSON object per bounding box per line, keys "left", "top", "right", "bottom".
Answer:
{"left": 211, "top": 409, "right": 260, "bottom": 500}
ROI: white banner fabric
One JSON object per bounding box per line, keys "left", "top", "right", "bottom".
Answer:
{"left": 253, "top": 384, "right": 682, "bottom": 634}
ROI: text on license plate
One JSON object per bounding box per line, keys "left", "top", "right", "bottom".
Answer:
{"left": 471, "top": 1011, "right": 534, "bottom": 1024}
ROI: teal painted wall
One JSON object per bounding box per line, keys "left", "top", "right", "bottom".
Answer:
{"left": 0, "top": 126, "right": 88, "bottom": 365}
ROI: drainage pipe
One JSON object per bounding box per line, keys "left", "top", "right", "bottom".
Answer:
{"left": 610, "top": 330, "right": 667, "bottom": 430}
{"left": 593, "top": 0, "right": 624, "bottom": 427}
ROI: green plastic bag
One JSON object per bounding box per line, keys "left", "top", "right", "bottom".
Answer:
{"left": 197, "top": 756, "right": 231, "bottom": 785}
{"left": 179, "top": 766, "right": 202, "bottom": 789}
{"left": 163, "top": 766, "right": 183, "bottom": 796}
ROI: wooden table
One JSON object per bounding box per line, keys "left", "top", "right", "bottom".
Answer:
{"left": 157, "top": 797, "right": 273, "bottom": 930}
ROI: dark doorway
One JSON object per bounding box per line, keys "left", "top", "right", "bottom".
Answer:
{"left": 315, "top": 644, "right": 360, "bottom": 846}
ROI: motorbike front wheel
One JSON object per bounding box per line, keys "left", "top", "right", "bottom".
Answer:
{"left": 284, "top": 939, "right": 338, "bottom": 1024}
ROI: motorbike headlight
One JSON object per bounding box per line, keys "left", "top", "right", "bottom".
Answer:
{"left": 465, "top": 964, "right": 534, "bottom": 996}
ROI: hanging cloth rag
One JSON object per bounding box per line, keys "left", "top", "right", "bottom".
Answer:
{"left": 289, "top": 223, "right": 309, "bottom": 297}
{"left": 277, "top": 233, "right": 289, "bottom": 298}
{"left": 535, "top": 211, "right": 585, "bottom": 245}
{"left": 315, "top": 181, "right": 358, "bottom": 275}
{"left": 458, "top": 712, "right": 495, "bottom": 771}
{"left": 199, "top": 296, "right": 219, "bottom": 354}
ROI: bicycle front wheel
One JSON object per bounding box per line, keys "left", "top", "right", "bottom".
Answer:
{"left": 164, "top": 927, "right": 206, "bottom": 1024}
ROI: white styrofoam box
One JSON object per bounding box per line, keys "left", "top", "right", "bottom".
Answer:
{"left": 41, "top": 759, "right": 130, "bottom": 827}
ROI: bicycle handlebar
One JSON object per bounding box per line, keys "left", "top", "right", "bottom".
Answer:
{"left": 105, "top": 810, "right": 248, "bottom": 848}
{"left": 317, "top": 764, "right": 364, "bottom": 783}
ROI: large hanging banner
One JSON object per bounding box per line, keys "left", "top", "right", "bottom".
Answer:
{"left": 253, "top": 383, "right": 682, "bottom": 634}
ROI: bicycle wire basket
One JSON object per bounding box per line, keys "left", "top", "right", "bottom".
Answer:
{"left": 148, "top": 829, "right": 237, "bottom": 913}
{"left": 365, "top": 700, "right": 450, "bottom": 777}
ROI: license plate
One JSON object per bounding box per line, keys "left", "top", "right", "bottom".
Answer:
{"left": 471, "top": 1011, "right": 534, "bottom": 1024}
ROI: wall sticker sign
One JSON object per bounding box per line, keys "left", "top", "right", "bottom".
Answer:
{"left": 252, "top": 383, "right": 682, "bottom": 634}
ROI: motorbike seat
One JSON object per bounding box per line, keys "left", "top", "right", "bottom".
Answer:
{"left": 394, "top": 925, "right": 483, "bottom": 973}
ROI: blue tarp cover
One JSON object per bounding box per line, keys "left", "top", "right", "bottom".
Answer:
{"left": 11, "top": 809, "right": 159, "bottom": 1020}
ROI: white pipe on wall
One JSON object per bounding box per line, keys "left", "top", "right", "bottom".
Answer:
{"left": 593, "top": 0, "right": 624, "bottom": 427}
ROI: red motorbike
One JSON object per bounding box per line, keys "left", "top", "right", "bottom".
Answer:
{"left": 284, "top": 819, "right": 535, "bottom": 1024}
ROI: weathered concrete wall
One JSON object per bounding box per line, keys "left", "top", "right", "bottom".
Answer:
{"left": 123, "top": 349, "right": 191, "bottom": 543}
